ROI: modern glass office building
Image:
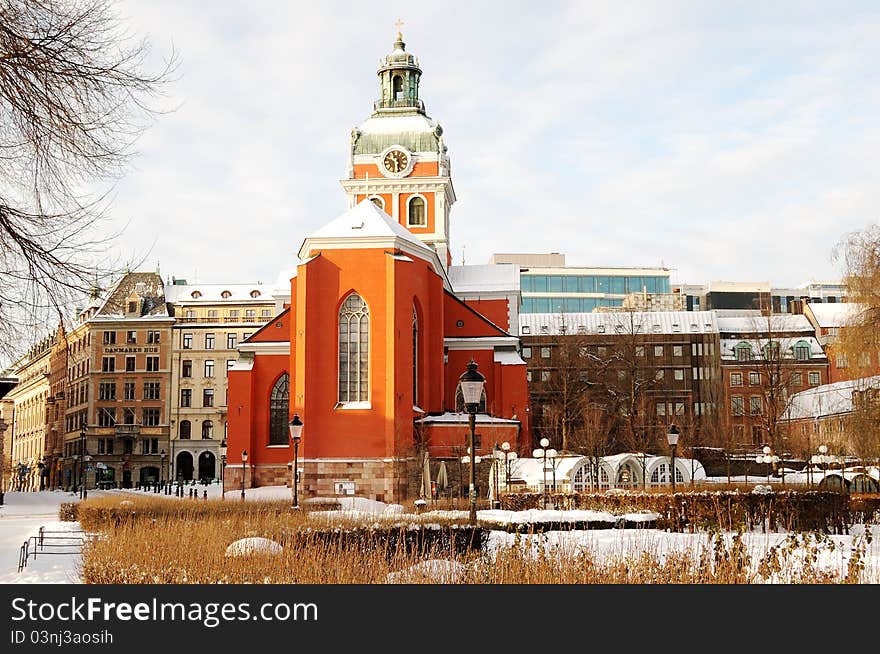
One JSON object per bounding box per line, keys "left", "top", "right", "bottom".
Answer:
{"left": 519, "top": 268, "right": 672, "bottom": 314}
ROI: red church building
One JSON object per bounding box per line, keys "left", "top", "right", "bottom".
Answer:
{"left": 226, "top": 31, "right": 530, "bottom": 502}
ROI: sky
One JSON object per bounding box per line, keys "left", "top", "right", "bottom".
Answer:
{"left": 97, "top": 0, "right": 880, "bottom": 289}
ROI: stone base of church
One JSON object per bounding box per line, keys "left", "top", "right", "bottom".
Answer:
{"left": 223, "top": 458, "right": 420, "bottom": 503}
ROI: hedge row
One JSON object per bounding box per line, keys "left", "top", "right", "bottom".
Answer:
{"left": 499, "top": 490, "right": 854, "bottom": 534}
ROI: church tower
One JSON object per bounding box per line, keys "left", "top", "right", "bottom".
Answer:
{"left": 341, "top": 27, "right": 456, "bottom": 268}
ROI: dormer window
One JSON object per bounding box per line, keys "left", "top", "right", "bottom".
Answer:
{"left": 221, "top": 290, "right": 231, "bottom": 299}
{"left": 191, "top": 291, "right": 202, "bottom": 299}
{"left": 249, "top": 290, "right": 261, "bottom": 298}
{"left": 521, "top": 326, "right": 531, "bottom": 335}
{"left": 793, "top": 340, "right": 811, "bottom": 361}
{"left": 597, "top": 325, "right": 606, "bottom": 333}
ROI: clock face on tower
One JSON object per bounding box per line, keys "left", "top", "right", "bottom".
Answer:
{"left": 383, "top": 149, "right": 409, "bottom": 174}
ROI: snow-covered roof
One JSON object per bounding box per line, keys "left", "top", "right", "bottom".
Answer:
{"left": 494, "top": 350, "right": 525, "bottom": 366}
{"left": 508, "top": 453, "right": 706, "bottom": 486}
{"left": 784, "top": 375, "right": 880, "bottom": 420}
{"left": 448, "top": 264, "right": 520, "bottom": 294}
{"left": 415, "top": 412, "right": 520, "bottom": 425}
{"left": 164, "top": 283, "right": 276, "bottom": 305}
{"left": 519, "top": 311, "right": 718, "bottom": 336}
{"left": 720, "top": 336, "right": 825, "bottom": 360}
{"left": 353, "top": 114, "right": 441, "bottom": 155}
{"left": 806, "top": 302, "right": 862, "bottom": 328}
{"left": 91, "top": 272, "right": 169, "bottom": 320}
{"left": 716, "top": 314, "right": 814, "bottom": 334}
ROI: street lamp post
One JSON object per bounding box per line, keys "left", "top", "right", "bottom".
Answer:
{"left": 500, "top": 441, "right": 517, "bottom": 494}
{"left": 811, "top": 444, "right": 829, "bottom": 486}
{"left": 532, "top": 438, "right": 557, "bottom": 509}
{"left": 79, "top": 422, "right": 87, "bottom": 500}
{"left": 0, "top": 416, "right": 7, "bottom": 505}
{"left": 459, "top": 360, "right": 486, "bottom": 525}
{"left": 755, "top": 445, "right": 779, "bottom": 484}
{"left": 667, "top": 424, "right": 680, "bottom": 493}
{"left": 492, "top": 443, "right": 502, "bottom": 509}
{"left": 219, "top": 438, "right": 227, "bottom": 500}
{"left": 288, "top": 414, "right": 303, "bottom": 509}
{"left": 240, "top": 449, "right": 248, "bottom": 501}
{"left": 160, "top": 449, "right": 166, "bottom": 487}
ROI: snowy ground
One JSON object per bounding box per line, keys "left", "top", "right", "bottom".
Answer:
{"left": 1, "top": 488, "right": 878, "bottom": 584}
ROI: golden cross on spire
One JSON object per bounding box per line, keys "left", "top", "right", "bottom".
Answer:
{"left": 394, "top": 18, "right": 404, "bottom": 38}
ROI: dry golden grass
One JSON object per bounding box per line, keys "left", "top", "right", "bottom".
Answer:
{"left": 75, "top": 496, "right": 877, "bottom": 584}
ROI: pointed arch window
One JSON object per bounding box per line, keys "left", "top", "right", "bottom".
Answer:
{"left": 408, "top": 196, "right": 426, "bottom": 226}
{"left": 339, "top": 294, "right": 369, "bottom": 403}
{"left": 412, "top": 306, "right": 418, "bottom": 405}
{"left": 269, "top": 374, "right": 289, "bottom": 445}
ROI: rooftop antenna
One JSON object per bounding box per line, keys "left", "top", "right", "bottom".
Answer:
{"left": 462, "top": 244, "right": 466, "bottom": 266}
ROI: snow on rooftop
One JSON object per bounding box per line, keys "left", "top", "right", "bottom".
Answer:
{"left": 448, "top": 264, "right": 520, "bottom": 294}
{"left": 519, "top": 311, "right": 718, "bottom": 336}
{"left": 785, "top": 375, "right": 880, "bottom": 420}
{"left": 164, "top": 283, "right": 276, "bottom": 304}
{"left": 806, "top": 302, "right": 863, "bottom": 328}
{"left": 357, "top": 113, "right": 438, "bottom": 135}
{"left": 302, "top": 199, "right": 431, "bottom": 255}
{"left": 720, "top": 336, "right": 825, "bottom": 359}
{"left": 716, "top": 314, "right": 814, "bottom": 334}
{"left": 416, "top": 412, "right": 520, "bottom": 424}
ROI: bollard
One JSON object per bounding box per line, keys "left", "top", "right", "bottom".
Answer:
{"left": 203, "top": 490, "right": 207, "bottom": 500}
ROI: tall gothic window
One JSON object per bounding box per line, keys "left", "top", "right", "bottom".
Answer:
{"left": 408, "top": 196, "right": 426, "bottom": 226}
{"left": 269, "top": 374, "right": 289, "bottom": 445}
{"left": 412, "top": 306, "right": 418, "bottom": 406}
{"left": 339, "top": 294, "right": 369, "bottom": 403}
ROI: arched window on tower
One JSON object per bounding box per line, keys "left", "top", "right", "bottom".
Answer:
{"left": 408, "top": 196, "right": 426, "bottom": 226}
{"left": 268, "top": 374, "right": 289, "bottom": 445}
{"left": 412, "top": 306, "right": 418, "bottom": 406}
{"left": 393, "top": 75, "right": 403, "bottom": 100}
{"left": 339, "top": 294, "right": 369, "bottom": 403}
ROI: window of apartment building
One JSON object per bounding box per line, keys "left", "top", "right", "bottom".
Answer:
{"left": 141, "top": 438, "right": 159, "bottom": 455}
{"left": 98, "top": 407, "right": 116, "bottom": 426}
{"left": 733, "top": 425, "right": 745, "bottom": 442}
{"left": 204, "top": 360, "right": 215, "bottom": 378}
{"left": 526, "top": 370, "right": 532, "bottom": 382}
{"left": 809, "top": 372, "right": 820, "bottom": 386}
{"left": 124, "top": 381, "right": 135, "bottom": 400}
{"left": 730, "top": 372, "right": 743, "bottom": 386}
{"left": 122, "top": 407, "right": 136, "bottom": 424}
{"left": 673, "top": 402, "right": 684, "bottom": 415}
{"left": 98, "top": 381, "right": 116, "bottom": 401}
{"left": 203, "top": 388, "right": 215, "bottom": 407}
{"left": 597, "top": 346, "right": 607, "bottom": 357}
{"left": 540, "top": 371, "right": 550, "bottom": 382}
{"left": 128, "top": 301, "right": 138, "bottom": 313}
{"left": 227, "top": 333, "right": 237, "bottom": 349}
{"left": 654, "top": 369, "right": 664, "bottom": 380}
{"left": 261, "top": 308, "right": 272, "bottom": 318}
{"left": 654, "top": 345, "right": 663, "bottom": 358}
{"left": 673, "top": 345, "right": 683, "bottom": 357}
{"left": 731, "top": 396, "right": 744, "bottom": 416}
{"left": 540, "top": 347, "right": 550, "bottom": 358}
{"left": 674, "top": 369, "right": 684, "bottom": 381}
{"left": 836, "top": 353, "right": 848, "bottom": 368}
{"left": 184, "top": 310, "right": 195, "bottom": 319}
{"left": 205, "top": 333, "right": 215, "bottom": 349}
{"left": 751, "top": 426, "right": 763, "bottom": 445}
{"left": 245, "top": 309, "right": 256, "bottom": 321}
{"left": 97, "top": 438, "right": 114, "bottom": 455}
{"left": 146, "top": 356, "right": 159, "bottom": 372}
{"left": 126, "top": 331, "right": 137, "bottom": 344}
{"left": 143, "top": 381, "right": 160, "bottom": 400}
{"left": 749, "top": 372, "right": 760, "bottom": 386}
{"left": 142, "top": 408, "right": 160, "bottom": 426}
{"left": 103, "top": 331, "right": 116, "bottom": 345}
{"left": 182, "top": 333, "right": 193, "bottom": 349}
{"left": 101, "top": 356, "right": 115, "bottom": 372}
{"left": 125, "top": 356, "right": 135, "bottom": 372}
{"left": 636, "top": 345, "right": 645, "bottom": 357}
{"left": 182, "top": 360, "right": 192, "bottom": 377}
{"left": 243, "top": 333, "right": 252, "bottom": 340}
{"left": 228, "top": 310, "right": 239, "bottom": 320}
{"left": 179, "top": 420, "right": 191, "bottom": 440}
{"left": 226, "top": 360, "right": 235, "bottom": 375}
{"left": 736, "top": 344, "right": 751, "bottom": 361}
{"left": 858, "top": 352, "right": 871, "bottom": 367}
{"left": 180, "top": 389, "right": 192, "bottom": 408}
{"left": 656, "top": 402, "right": 666, "bottom": 416}
{"left": 522, "top": 347, "right": 532, "bottom": 359}
{"left": 794, "top": 342, "right": 810, "bottom": 361}
{"left": 208, "top": 310, "right": 218, "bottom": 320}
{"left": 202, "top": 420, "right": 213, "bottom": 439}
{"left": 749, "top": 396, "right": 762, "bottom": 415}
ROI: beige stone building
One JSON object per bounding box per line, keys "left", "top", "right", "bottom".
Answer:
{"left": 165, "top": 280, "right": 276, "bottom": 483}
{"left": 5, "top": 336, "right": 52, "bottom": 491}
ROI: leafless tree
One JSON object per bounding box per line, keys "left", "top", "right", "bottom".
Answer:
{"left": 0, "top": 0, "right": 175, "bottom": 363}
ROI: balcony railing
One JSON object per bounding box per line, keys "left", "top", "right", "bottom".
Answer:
{"left": 374, "top": 98, "right": 424, "bottom": 111}
{"left": 114, "top": 424, "right": 140, "bottom": 438}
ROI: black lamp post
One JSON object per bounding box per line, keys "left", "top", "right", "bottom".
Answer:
{"left": 160, "top": 449, "right": 166, "bottom": 487}
{"left": 459, "top": 360, "right": 485, "bottom": 525}
{"left": 667, "top": 424, "right": 680, "bottom": 493}
{"left": 288, "top": 414, "right": 303, "bottom": 509}
{"left": 79, "top": 422, "right": 88, "bottom": 500}
{"left": 219, "top": 438, "right": 227, "bottom": 500}
{"left": 0, "top": 416, "right": 7, "bottom": 505}
{"left": 240, "top": 449, "right": 248, "bottom": 501}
